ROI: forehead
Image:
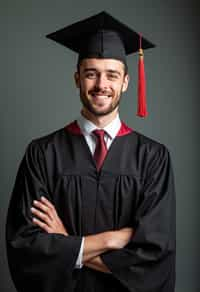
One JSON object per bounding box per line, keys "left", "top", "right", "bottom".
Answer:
{"left": 79, "top": 58, "right": 125, "bottom": 72}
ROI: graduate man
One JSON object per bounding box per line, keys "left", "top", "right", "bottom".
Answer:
{"left": 6, "top": 11, "right": 176, "bottom": 292}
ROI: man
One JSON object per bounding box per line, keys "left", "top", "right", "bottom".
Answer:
{"left": 6, "top": 11, "right": 176, "bottom": 292}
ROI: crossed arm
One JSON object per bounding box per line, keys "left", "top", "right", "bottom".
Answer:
{"left": 31, "top": 196, "right": 134, "bottom": 274}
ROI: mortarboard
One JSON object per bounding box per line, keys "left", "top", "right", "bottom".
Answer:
{"left": 46, "top": 11, "right": 156, "bottom": 117}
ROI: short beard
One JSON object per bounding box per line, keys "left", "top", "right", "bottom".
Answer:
{"left": 79, "top": 87, "right": 123, "bottom": 117}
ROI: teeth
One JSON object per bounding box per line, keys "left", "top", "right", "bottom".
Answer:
{"left": 92, "top": 94, "right": 111, "bottom": 99}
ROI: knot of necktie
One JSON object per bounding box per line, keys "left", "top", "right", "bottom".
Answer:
{"left": 93, "top": 129, "right": 106, "bottom": 140}
{"left": 93, "top": 129, "right": 108, "bottom": 171}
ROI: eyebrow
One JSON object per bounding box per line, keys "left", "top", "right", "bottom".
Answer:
{"left": 83, "top": 68, "right": 122, "bottom": 76}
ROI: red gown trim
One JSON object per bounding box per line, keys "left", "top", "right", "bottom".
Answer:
{"left": 65, "top": 120, "right": 133, "bottom": 137}
{"left": 65, "top": 120, "right": 82, "bottom": 135}
{"left": 116, "top": 122, "right": 133, "bottom": 136}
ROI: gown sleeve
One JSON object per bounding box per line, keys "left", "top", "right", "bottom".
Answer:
{"left": 6, "top": 140, "right": 82, "bottom": 292}
{"left": 101, "top": 144, "right": 176, "bottom": 292}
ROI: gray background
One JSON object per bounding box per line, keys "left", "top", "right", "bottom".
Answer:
{"left": 1, "top": 0, "right": 199, "bottom": 291}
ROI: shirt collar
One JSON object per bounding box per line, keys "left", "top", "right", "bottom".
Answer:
{"left": 77, "top": 113, "right": 121, "bottom": 139}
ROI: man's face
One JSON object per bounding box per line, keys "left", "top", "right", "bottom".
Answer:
{"left": 74, "top": 58, "right": 129, "bottom": 116}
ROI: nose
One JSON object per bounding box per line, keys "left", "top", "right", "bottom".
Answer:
{"left": 95, "top": 73, "right": 109, "bottom": 90}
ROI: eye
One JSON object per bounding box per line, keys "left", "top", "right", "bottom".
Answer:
{"left": 85, "top": 72, "right": 97, "bottom": 79}
{"left": 107, "top": 74, "right": 119, "bottom": 80}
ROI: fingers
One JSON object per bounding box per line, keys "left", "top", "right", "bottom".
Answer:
{"left": 30, "top": 196, "right": 68, "bottom": 236}
{"left": 32, "top": 217, "right": 52, "bottom": 233}
{"left": 32, "top": 197, "right": 56, "bottom": 221}
{"left": 31, "top": 196, "right": 55, "bottom": 228}
{"left": 40, "top": 196, "right": 56, "bottom": 211}
{"left": 31, "top": 207, "right": 52, "bottom": 226}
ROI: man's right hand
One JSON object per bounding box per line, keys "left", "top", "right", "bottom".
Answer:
{"left": 83, "top": 227, "right": 134, "bottom": 263}
{"left": 108, "top": 227, "right": 134, "bottom": 250}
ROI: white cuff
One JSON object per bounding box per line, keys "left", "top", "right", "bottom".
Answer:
{"left": 75, "top": 237, "right": 85, "bottom": 269}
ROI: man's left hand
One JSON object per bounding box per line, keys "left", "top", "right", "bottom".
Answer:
{"left": 31, "top": 196, "right": 68, "bottom": 236}
{"left": 31, "top": 197, "right": 111, "bottom": 274}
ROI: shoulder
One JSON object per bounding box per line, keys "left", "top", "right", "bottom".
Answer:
{"left": 120, "top": 121, "right": 169, "bottom": 153}
{"left": 124, "top": 128, "right": 169, "bottom": 154}
{"left": 135, "top": 130, "right": 168, "bottom": 151}
{"left": 133, "top": 131, "right": 173, "bottom": 177}
{"left": 24, "top": 126, "right": 67, "bottom": 157}
{"left": 117, "top": 120, "right": 172, "bottom": 165}
{"left": 123, "top": 130, "right": 172, "bottom": 171}
{"left": 125, "top": 132, "right": 174, "bottom": 188}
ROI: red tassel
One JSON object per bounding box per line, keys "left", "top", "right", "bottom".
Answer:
{"left": 137, "top": 36, "right": 148, "bottom": 117}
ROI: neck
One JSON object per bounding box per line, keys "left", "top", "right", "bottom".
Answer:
{"left": 81, "top": 108, "right": 119, "bottom": 128}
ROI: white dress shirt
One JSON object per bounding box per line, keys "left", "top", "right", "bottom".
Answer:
{"left": 74, "top": 113, "right": 121, "bottom": 268}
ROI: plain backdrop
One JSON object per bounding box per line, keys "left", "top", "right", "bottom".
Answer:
{"left": 1, "top": 1, "right": 200, "bottom": 291}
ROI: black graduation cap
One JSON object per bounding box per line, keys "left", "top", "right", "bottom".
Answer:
{"left": 46, "top": 11, "right": 156, "bottom": 117}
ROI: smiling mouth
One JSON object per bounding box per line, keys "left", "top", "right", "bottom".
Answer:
{"left": 91, "top": 93, "right": 112, "bottom": 99}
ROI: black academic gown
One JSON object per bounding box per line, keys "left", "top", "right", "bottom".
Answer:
{"left": 6, "top": 121, "right": 176, "bottom": 292}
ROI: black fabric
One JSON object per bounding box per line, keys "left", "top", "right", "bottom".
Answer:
{"left": 77, "top": 29, "right": 127, "bottom": 66}
{"left": 46, "top": 11, "right": 155, "bottom": 64}
{"left": 6, "top": 125, "right": 176, "bottom": 292}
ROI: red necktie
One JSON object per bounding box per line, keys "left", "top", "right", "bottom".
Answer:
{"left": 93, "top": 129, "right": 108, "bottom": 171}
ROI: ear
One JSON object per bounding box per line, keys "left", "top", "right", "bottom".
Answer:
{"left": 74, "top": 72, "right": 80, "bottom": 88}
{"left": 122, "top": 74, "right": 130, "bottom": 93}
